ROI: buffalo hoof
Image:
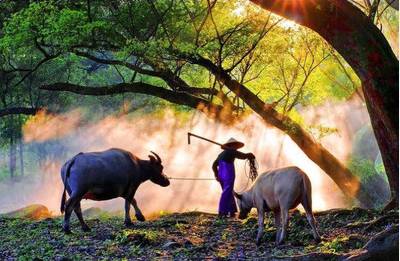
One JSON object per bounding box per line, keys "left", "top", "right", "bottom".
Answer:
{"left": 135, "top": 213, "right": 146, "bottom": 222}
{"left": 256, "top": 238, "right": 262, "bottom": 246}
{"left": 124, "top": 221, "right": 133, "bottom": 227}
{"left": 63, "top": 228, "right": 72, "bottom": 234}
{"left": 63, "top": 224, "right": 72, "bottom": 234}
{"left": 82, "top": 225, "right": 91, "bottom": 232}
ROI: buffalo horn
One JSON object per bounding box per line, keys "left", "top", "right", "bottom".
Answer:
{"left": 150, "top": 151, "right": 162, "bottom": 163}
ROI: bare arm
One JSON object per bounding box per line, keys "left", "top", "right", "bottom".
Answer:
{"left": 212, "top": 159, "right": 219, "bottom": 180}
{"left": 233, "top": 150, "right": 255, "bottom": 160}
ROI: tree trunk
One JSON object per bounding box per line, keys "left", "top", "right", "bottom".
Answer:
{"left": 9, "top": 136, "right": 16, "bottom": 179}
{"left": 250, "top": 0, "right": 399, "bottom": 208}
{"left": 346, "top": 225, "right": 399, "bottom": 260}
{"left": 0, "top": 107, "right": 42, "bottom": 118}
{"left": 18, "top": 139, "right": 24, "bottom": 177}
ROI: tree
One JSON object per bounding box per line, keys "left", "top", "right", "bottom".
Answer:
{"left": 249, "top": 0, "right": 398, "bottom": 209}
{"left": 0, "top": 0, "right": 391, "bottom": 206}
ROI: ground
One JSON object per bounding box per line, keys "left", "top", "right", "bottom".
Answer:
{"left": 0, "top": 205, "right": 398, "bottom": 260}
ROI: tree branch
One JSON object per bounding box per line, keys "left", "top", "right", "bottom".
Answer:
{"left": 74, "top": 51, "right": 161, "bottom": 77}
{"left": 74, "top": 51, "right": 218, "bottom": 96}
{"left": 40, "top": 82, "right": 226, "bottom": 118}
{"left": 12, "top": 54, "right": 58, "bottom": 88}
{"left": 0, "top": 107, "right": 42, "bottom": 118}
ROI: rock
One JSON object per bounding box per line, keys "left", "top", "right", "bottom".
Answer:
{"left": 162, "top": 240, "right": 181, "bottom": 249}
{"left": 82, "top": 207, "right": 107, "bottom": 218}
{"left": 2, "top": 204, "right": 52, "bottom": 220}
{"left": 352, "top": 124, "right": 379, "bottom": 161}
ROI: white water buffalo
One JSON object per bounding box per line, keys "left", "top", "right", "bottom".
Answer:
{"left": 234, "top": 166, "right": 321, "bottom": 245}
{"left": 60, "top": 148, "right": 170, "bottom": 233}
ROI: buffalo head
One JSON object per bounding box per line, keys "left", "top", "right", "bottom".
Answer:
{"left": 234, "top": 191, "right": 251, "bottom": 219}
{"left": 147, "top": 151, "right": 170, "bottom": 187}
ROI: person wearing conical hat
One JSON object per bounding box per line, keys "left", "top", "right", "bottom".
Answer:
{"left": 212, "top": 137, "right": 255, "bottom": 218}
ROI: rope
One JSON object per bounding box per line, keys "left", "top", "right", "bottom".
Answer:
{"left": 167, "top": 158, "right": 259, "bottom": 188}
{"left": 236, "top": 158, "right": 259, "bottom": 193}
{"left": 247, "top": 158, "right": 259, "bottom": 182}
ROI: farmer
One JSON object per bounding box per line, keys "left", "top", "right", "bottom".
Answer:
{"left": 212, "top": 138, "right": 255, "bottom": 218}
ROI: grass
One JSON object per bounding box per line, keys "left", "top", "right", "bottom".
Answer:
{"left": 0, "top": 206, "right": 397, "bottom": 260}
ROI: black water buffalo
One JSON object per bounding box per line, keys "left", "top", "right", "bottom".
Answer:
{"left": 60, "top": 148, "right": 170, "bottom": 233}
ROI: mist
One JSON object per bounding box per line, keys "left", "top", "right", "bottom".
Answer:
{"left": 0, "top": 97, "right": 374, "bottom": 216}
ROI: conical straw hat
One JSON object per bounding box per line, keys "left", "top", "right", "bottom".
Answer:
{"left": 222, "top": 137, "right": 244, "bottom": 149}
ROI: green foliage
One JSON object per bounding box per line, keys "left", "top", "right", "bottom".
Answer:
{"left": 347, "top": 156, "right": 390, "bottom": 208}
{"left": 0, "top": 164, "right": 10, "bottom": 182}
{"left": 0, "top": 0, "right": 363, "bottom": 113}
{"left": 374, "top": 154, "right": 386, "bottom": 176}
{"left": 241, "top": 216, "right": 258, "bottom": 228}
{"left": 347, "top": 156, "right": 387, "bottom": 184}
{"left": 214, "top": 217, "right": 227, "bottom": 226}
{"left": 308, "top": 125, "right": 339, "bottom": 140}
{"left": 175, "top": 222, "right": 188, "bottom": 232}
{"left": 1, "top": 1, "right": 110, "bottom": 54}
{"left": 115, "top": 229, "right": 160, "bottom": 245}
{"left": 320, "top": 237, "right": 347, "bottom": 254}
{"left": 0, "top": 0, "right": 371, "bottom": 140}
{"left": 0, "top": 0, "right": 396, "bottom": 185}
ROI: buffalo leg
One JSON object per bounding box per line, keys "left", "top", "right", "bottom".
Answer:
{"left": 301, "top": 191, "right": 321, "bottom": 242}
{"left": 63, "top": 193, "right": 81, "bottom": 233}
{"left": 74, "top": 202, "right": 90, "bottom": 232}
{"left": 305, "top": 212, "right": 321, "bottom": 242}
{"left": 124, "top": 199, "right": 133, "bottom": 226}
{"left": 277, "top": 208, "right": 289, "bottom": 245}
{"left": 255, "top": 207, "right": 265, "bottom": 246}
{"left": 274, "top": 210, "right": 281, "bottom": 245}
{"left": 131, "top": 198, "right": 145, "bottom": 221}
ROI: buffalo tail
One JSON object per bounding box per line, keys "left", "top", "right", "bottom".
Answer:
{"left": 60, "top": 153, "right": 81, "bottom": 214}
{"left": 301, "top": 173, "right": 313, "bottom": 212}
{"left": 60, "top": 188, "right": 66, "bottom": 214}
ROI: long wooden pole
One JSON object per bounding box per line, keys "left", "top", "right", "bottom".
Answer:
{"left": 187, "top": 132, "right": 222, "bottom": 146}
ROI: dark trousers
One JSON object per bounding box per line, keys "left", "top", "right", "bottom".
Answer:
{"left": 218, "top": 161, "right": 237, "bottom": 215}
